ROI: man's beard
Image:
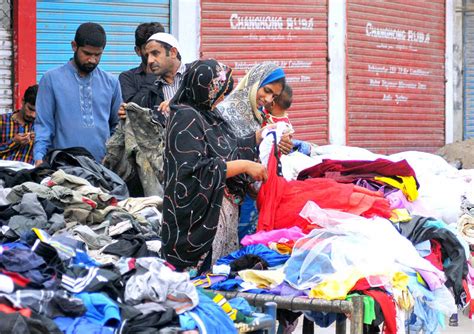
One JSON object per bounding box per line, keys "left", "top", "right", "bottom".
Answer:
{"left": 23, "top": 114, "right": 35, "bottom": 123}
{"left": 74, "top": 52, "right": 97, "bottom": 73}
{"left": 21, "top": 110, "right": 35, "bottom": 123}
{"left": 20, "top": 105, "right": 35, "bottom": 123}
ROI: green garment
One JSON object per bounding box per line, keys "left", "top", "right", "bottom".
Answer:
{"left": 346, "top": 293, "right": 376, "bottom": 325}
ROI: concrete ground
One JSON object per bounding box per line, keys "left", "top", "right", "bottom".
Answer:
{"left": 291, "top": 313, "right": 474, "bottom": 333}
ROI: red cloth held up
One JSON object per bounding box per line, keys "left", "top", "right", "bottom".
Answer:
{"left": 257, "top": 149, "right": 392, "bottom": 232}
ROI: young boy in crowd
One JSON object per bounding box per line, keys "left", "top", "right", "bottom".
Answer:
{"left": 0, "top": 84, "right": 38, "bottom": 164}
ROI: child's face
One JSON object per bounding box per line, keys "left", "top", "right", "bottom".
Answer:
{"left": 266, "top": 99, "right": 288, "bottom": 117}
{"left": 270, "top": 102, "right": 286, "bottom": 116}
{"left": 266, "top": 92, "right": 290, "bottom": 116}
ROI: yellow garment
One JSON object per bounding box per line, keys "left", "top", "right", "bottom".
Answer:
{"left": 192, "top": 274, "right": 224, "bottom": 288}
{"left": 391, "top": 271, "right": 409, "bottom": 290}
{"left": 390, "top": 271, "right": 414, "bottom": 310}
{"left": 212, "top": 293, "right": 237, "bottom": 321}
{"left": 416, "top": 272, "right": 428, "bottom": 288}
{"left": 309, "top": 273, "right": 360, "bottom": 300}
{"left": 374, "top": 175, "right": 418, "bottom": 202}
{"left": 238, "top": 268, "right": 285, "bottom": 288}
{"left": 309, "top": 270, "right": 408, "bottom": 301}
{"left": 390, "top": 208, "right": 412, "bottom": 223}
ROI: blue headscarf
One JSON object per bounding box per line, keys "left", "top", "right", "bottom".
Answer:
{"left": 259, "top": 67, "right": 285, "bottom": 88}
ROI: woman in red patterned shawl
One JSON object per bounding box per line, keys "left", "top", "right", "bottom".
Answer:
{"left": 162, "top": 59, "right": 269, "bottom": 274}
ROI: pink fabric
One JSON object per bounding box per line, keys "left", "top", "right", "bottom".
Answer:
{"left": 241, "top": 226, "right": 305, "bottom": 246}
{"left": 386, "top": 190, "right": 433, "bottom": 217}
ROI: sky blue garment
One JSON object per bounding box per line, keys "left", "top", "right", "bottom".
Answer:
{"left": 284, "top": 247, "right": 336, "bottom": 288}
{"left": 414, "top": 240, "right": 432, "bottom": 257}
{"left": 34, "top": 61, "right": 122, "bottom": 162}
{"left": 180, "top": 289, "right": 237, "bottom": 334}
{"left": 72, "top": 249, "right": 100, "bottom": 268}
{"left": 228, "top": 297, "right": 254, "bottom": 316}
{"left": 216, "top": 244, "right": 289, "bottom": 268}
{"left": 406, "top": 274, "right": 442, "bottom": 333}
{"left": 54, "top": 292, "right": 121, "bottom": 334}
{"left": 76, "top": 292, "right": 120, "bottom": 327}
{"left": 424, "top": 219, "right": 447, "bottom": 229}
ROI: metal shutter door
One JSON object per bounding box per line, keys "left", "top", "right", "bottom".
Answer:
{"left": 36, "top": 0, "right": 170, "bottom": 82}
{"left": 464, "top": 5, "right": 474, "bottom": 139}
{"left": 201, "top": 0, "right": 329, "bottom": 143}
{"left": 0, "top": 0, "right": 12, "bottom": 114}
{"left": 346, "top": 0, "right": 446, "bottom": 154}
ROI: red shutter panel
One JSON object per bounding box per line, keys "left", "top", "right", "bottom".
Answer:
{"left": 201, "top": 0, "right": 329, "bottom": 143}
{"left": 346, "top": 0, "right": 446, "bottom": 154}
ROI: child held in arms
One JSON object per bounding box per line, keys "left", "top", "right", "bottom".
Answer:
{"left": 262, "top": 84, "right": 312, "bottom": 155}
{"left": 261, "top": 83, "right": 294, "bottom": 134}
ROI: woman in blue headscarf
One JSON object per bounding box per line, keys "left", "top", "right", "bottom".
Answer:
{"left": 217, "top": 63, "right": 287, "bottom": 137}
{"left": 217, "top": 63, "right": 292, "bottom": 242}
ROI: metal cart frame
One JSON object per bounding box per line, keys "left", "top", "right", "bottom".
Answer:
{"left": 213, "top": 290, "right": 365, "bottom": 334}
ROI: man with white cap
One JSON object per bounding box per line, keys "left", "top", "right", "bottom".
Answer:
{"left": 118, "top": 32, "right": 187, "bottom": 121}
{"left": 144, "top": 32, "right": 187, "bottom": 118}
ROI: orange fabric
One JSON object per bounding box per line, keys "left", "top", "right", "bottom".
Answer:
{"left": 0, "top": 304, "right": 32, "bottom": 317}
{"left": 257, "top": 149, "right": 391, "bottom": 231}
{"left": 270, "top": 240, "right": 296, "bottom": 254}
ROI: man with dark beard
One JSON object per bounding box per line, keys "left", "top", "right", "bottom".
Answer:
{"left": 0, "top": 84, "right": 38, "bottom": 164}
{"left": 34, "top": 22, "right": 122, "bottom": 165}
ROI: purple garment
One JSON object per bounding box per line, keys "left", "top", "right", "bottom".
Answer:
{"left": 416, "top": 269, "right": 444, "bottom": 291}
{"left": 192, "top": 274, "right": 228, "bottom": 288}
{"left": 268, "top": 282, "right": 307, "bottom": 297}
{"left": 354, "top": 178, "right": 397, "bottom": 196}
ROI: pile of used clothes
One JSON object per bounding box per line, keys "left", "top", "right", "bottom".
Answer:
{"left": 0, "top": 148, "right": 272, "bottom": 334}
{"left": 194, "top": 129, "right": 474, "bottom": 334}
{"left": 1, "top": 129, "right": 474, "bottom": 333}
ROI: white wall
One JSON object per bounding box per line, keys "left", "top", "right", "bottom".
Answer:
{"left": 328, "top": 0, "right": 347, "bottom": 145}
{"left": 171, "top": 0, "right": 200, "bottom": 65}
{"left": 446, "top": 0, "right": 455, "bottom": 143}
